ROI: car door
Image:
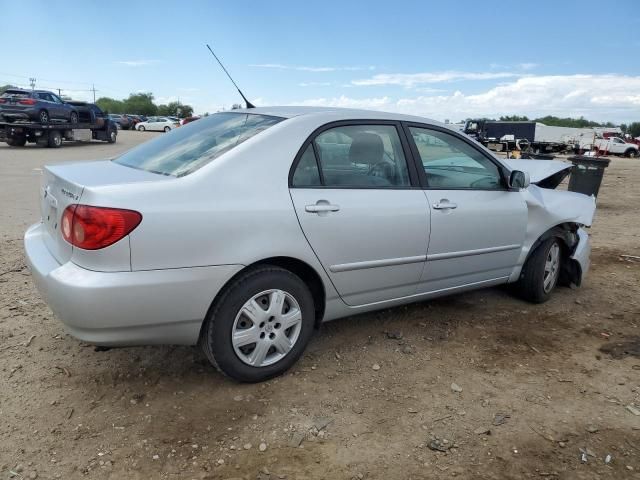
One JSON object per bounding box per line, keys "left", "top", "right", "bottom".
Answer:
{"left": 49, "top": 93, "right": 67, "bottom": 119}
{"left": 289, "top": 121, "right": 430, "bottom": 306}
{"left": 405, "top": 124, "right": 528, "bottom": 293}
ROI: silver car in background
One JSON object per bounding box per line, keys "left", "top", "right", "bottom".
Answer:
{"left": 25, "top": 107, "right": 595, "bottom": 382}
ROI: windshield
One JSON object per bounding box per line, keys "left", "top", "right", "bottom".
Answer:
{"left": 113, "top": 112, "right": 283, "bottom": 177}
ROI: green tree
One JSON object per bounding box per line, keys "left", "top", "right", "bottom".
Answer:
{"left": 628, "top": 122, "right": 640, "bottom": 138}
{"left": 499, "top": 115, "right": 529, "bottom": 121}
{"left": 0, "top": 84, "right": 17, "bottom": 94}
{"left": 95, "top": 97, "right": 125, "bottom": 114}
{"left": 156, "top": 101, "right": 193, "bottom": 118}
{"left": 620, "top": 123, "right": 628, "bottom": 134}
{"left": 123, "top": 92, "right": 157, "bottom": 116}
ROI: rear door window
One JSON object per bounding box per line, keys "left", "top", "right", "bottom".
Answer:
{"left": 114, "top": 112, "right": 283, "bottom": 177}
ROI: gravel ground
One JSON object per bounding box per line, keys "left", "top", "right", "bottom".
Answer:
{"left": 1, "top": 132, "right": 639, "bottom": 480}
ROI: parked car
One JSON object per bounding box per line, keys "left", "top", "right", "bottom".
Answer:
{"left": 181, "top": 116, "right": 200, "bottom": 126}
{"left": 0, "top": 89, "right": 79, "bottom": 124}
{"left": 107, "top": 114, "right": 132, "bottom": 130}
{"left": 136, "top": 116, "right": 179, "bottom": 132}
{"left": 24, "top": 107, "right": 595, "bottom": 382}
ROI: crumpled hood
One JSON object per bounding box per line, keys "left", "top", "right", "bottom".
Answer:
{"left": 502, "top": 159, "right": 572, "bottom": 184}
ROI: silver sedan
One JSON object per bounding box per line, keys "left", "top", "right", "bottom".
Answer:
{"left": 25, "top": 107, "right": 595, "bottom": 382}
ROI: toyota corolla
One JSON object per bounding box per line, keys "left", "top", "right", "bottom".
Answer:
{"left": 24, "top": 107, "right": 595, "bottom": 382}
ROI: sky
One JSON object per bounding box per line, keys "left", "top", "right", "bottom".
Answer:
{"left": 2, "top": 0, "right": 639, "bottom": 123}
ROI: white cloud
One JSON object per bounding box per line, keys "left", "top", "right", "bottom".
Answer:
{"left": 352, "top": 71, "right": 521, "bottom": 87}
{"left": 294, "top": 74, "right": 640, "bottom": 123}
{"left": 115, "top": 60, "right": 160, "bottom": 67}
{"left": 250, "top": 63, "right": 374, "bottom": 72}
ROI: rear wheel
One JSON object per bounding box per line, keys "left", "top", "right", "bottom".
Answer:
{"left": 6, "top": 136, "right": 26, "bottom": 147}
{"left": 514, "top": 237, "right": 562, "bottom": 303}
{"left": 38, "top": 110, "right": 49, "bottom": 124}
{"left": 201, "top": 266, "right": 315, "bottom": 382}
{"left": 107, "top": 127, "right": 117, "bottom": 144}
{"left": 70, "top": 111, "right": 78, "bottom": 124}
{"left": 47, "top": 130, "right": 62, "bottom": 148}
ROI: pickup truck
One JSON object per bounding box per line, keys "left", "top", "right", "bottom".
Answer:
{"left": 594, "top": 137, "right": 639, "bottom": 157}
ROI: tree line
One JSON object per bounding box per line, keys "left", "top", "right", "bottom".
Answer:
{"left": 95, "top": 93, "right": 194, "bottom": 118}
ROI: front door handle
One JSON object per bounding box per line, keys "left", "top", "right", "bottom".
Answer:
{"left": 433, "top": 200, "right": 458, "bottom": 210}
{"left": 305, "top": 201, "right": 340, "bottom": 213}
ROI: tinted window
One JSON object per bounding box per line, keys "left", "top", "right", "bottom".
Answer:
{"left": 292, "top": 144, "right": 321, "bottom": 186}
{"left": 1, "top": 90, "right": 29, "bottom": 98}
{"left": 114, "top": 112, "right": 283, "bottom": 177}
{"left": 311, "top": 124, "right": 410, "bottom": 188}
{"left": 409, "top": 127, "right": 502, "bottom": 190}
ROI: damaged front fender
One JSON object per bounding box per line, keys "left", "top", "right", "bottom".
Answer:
{"left": 509, "top": 185, "right": 596, "bottom": 284}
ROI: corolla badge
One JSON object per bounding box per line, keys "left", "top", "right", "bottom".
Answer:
{"left": 60, "top": 188, "right": 79, "bottom": 201}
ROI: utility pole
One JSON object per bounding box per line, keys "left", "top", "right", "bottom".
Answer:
{"left": 57, "top": 88, "right": 61, "bottom": 97}
{"left": 92, "top": 84, "right": 96, "bottom": 103}
{"left": 29, "top": 77, "right": 36, "bottom": 90}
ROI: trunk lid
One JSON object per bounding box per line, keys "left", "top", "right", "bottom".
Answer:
{"left": 40, "top": 160, "right": 172, "bottom": 264}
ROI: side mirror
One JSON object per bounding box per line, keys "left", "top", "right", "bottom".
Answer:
{"left": 509, "top": 170, "right": 530, "bottom": 189}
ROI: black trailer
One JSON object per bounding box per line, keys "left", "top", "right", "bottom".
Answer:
{"left": 463, "top": 119, "right": 568, "bottom": 153}
{"left": 0, "top": 102, "right": 118, "bottom": 148}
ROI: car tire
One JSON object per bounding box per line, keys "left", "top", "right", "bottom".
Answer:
{"left": 47, "top": 130, "right": 62, "bottom": 148}
{"left": 7, "top": 136, "right": 26, "bottom": 147}
{"left": 107, "top": 127, "right": 117, "bottom": 144}
{"left": 514, "top": 237, "right": 562, "bottom": 304}
{"left": 164, "top": 126, "right": 171, "bottom": 132}
{"left": 201, "top": 266, "right": 315, "bottom": 383}
{"left": 70, "top": 111, "right": 78, "bottom": 124}
{"left": 138, "top": 125, "right": 145, "bottom": 131}
{"left": 38, "top": 110, "right": 49, "bottom": 124}
{"left": 625, "top": 148, "right": 639, "bottom": 158}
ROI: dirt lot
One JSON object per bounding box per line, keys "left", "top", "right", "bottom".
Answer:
{"left": 1, "top": 132, "right": 639, "bottom": 480}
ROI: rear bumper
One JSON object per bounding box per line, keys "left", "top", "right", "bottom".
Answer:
{"left": 24, "top": 223, "right": 243, "bottom": 346}
{"left": 1, "top": 107, "right": 37, "bottom": 120}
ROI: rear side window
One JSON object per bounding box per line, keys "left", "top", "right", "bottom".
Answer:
{"left": 114, "top": 112, "right": 283, "bottom": 177}
{"left": 292, "top": 124, "right": 411, "bottom": 188}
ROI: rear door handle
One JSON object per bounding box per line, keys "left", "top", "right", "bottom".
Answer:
{"left": 433, "top": 201, "right": 457, "bottom": 210}
{"left": 305, "top": 203, "right": 340, "bottom": 213}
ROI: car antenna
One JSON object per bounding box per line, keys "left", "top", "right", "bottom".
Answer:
{"left": 206, "top": 44, "right": 255, "bottom": 109}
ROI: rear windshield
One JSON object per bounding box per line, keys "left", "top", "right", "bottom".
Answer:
{"left": 1, "top": 90, "right": 30, "bottom": 98}
{"left": 114, "top": 112, "right": 283, "bottom": 177}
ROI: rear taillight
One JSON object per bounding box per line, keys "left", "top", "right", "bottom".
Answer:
{"left": 18, "top": 98, "right": 37, "bottom": 105}
{"left": 0, "top": 98, "right": 6, "bottom": 104}
{"left": 61, "top": 204, "right": 142, "bottom": 250}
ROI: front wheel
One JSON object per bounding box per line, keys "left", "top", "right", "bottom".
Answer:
{"left": 514, "top": 237, "right": 562, "bottom": 303}
{"left": 163, "top": 126, "right": 171, "bottom": 132}
{"left": 138, "top": 125, "right": 145, "bottom": 131}
{"left": 70, "top": 111, "right": 78, "bottom": 124}
{"left": 107, "top": 128, "right": 117, "bottom": 144}
{"left": 625, "top": 148, "right": 639, "bottom": 158}
{"left": 201, "top": 266, "right": 315, "bottom": 382}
